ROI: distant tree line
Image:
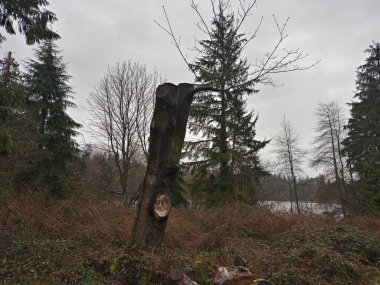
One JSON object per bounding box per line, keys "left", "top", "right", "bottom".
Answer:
{"left": 267, "top": 43, "right": 380, "bottom": 215}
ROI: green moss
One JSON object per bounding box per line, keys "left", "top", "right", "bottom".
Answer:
{"left": 172, "top": 136, "right": 182, "bottom": 157}
{"left": 109, "top": 257, "right": 119, "bottom": 274}
{"left": 324, "top": 226, "right": 380, "bottom": 264}
{"left": 158, "top": 116, "right": 169, "bottom": 131}
{"left": 80, "top": 279, "right": 101, "bottom": 285}
{"left": 128, "top": 219, "right": 137, "bottom": 246}
{"left": 139, "top": 276, "right": 149, "bottom": 285}
{"left": 175, "top": 89, "right": 180, "bottom": 106}
{"left": 316, "top": 253, "right": 360, "bottom": 281}
{"left": 369, "top": 272, "right": 380, "bottom": 285}
{"left": 108, "top": 251, "right": 165, "bottom": 284}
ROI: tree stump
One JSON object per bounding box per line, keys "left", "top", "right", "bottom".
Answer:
{"left": 129, "top": 83, "right": 195, "bottom": 248}
{"left": 214, "top": 266, "right": 254, "bottom": 285}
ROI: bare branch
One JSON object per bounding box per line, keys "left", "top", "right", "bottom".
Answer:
{"left": 154, "top": 6, "right": 197, "bottom": 77}
{"left": 239, "top": 15, "right": 263, "bottom": 52}
{"left": 235, "top": 0, "right": 257, "bottom": 32}
{"left": 191, "top": 0, "right": 212, "bottom": 39}
{"left": 88, "top": 60, "right": 162, "bottom": 204}
{"left": 231, "top": 15, "right": 320, "bottom": 90}
{"left": 156, "top": 1, "right": 319, "bottom": 91}
{"left": 189, "top": 85, "right": 223, "bottom": 96}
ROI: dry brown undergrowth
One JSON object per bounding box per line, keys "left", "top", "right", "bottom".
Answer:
{"left": 1, "top": 191, "right": 379, "bottom": 284}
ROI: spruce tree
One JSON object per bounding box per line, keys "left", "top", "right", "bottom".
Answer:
{"left": 0, "top": 51, "right": 24, "bottom": 156}
{"left": 185, "top": 2, "right": 268, "bottom": 204}
{"left": 25, "top": 40, "right": 81, "bottom": 195}
{"left": 229, "top": 96, "right": 269, "bottom": 202}
{"left": 0, "top": 0, "right": 59, "bottom": 44}
{"left": 343, "top": 43, "right": 380, "bottom": 214}
{"left": 0, "top": 52, "right": 41, "bottom": 190}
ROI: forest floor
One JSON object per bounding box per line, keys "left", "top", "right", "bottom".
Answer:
{"left": 0, "top": 191, "right": 379, "bottom": 285}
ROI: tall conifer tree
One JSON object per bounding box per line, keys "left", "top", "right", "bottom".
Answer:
{"left": 185, "top": 1, "right": 268, "bottom": 204}
{"left": 0, "top": 52, "right": 41, "bottom": 190}
{"left": 229, "top": 95, "right": 269, "bottom": 202}
{"left": 25, "top": 40, "right": 81, "bottom": 195}
{"left": 0, "top": 51, "right": 25, "bottom": 156}
{"left": 343, "top": 43, "right": 380, "bottom": 214}
{"left": 0, "top": 0, "right": 59, "bottom": 44}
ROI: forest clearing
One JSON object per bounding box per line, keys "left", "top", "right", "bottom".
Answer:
{"left": 1, "top": 0, "right": 379, "bottom": 284}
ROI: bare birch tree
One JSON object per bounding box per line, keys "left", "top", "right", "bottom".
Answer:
{"left": 88, "top": 60, "right": 160, "bottom": 204}
{"left": 310, "top": 101, "right": 350, "bottom": 210}
{"left": 274, "top": 117, "right": 305, "bottom": 214}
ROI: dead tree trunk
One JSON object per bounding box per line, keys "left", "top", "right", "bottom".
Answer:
{"left": 129, "top": 82, "right": 195, "bottom": 248}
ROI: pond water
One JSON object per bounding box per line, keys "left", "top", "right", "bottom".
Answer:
{"left": 260, "top": 201, "right": 342, "bottom": 216}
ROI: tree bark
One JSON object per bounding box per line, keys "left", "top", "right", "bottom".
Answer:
{"left": 129, "top": 83, "right": 194, "bottom": 248}
{"left": 287, "top": 179, "right": 293, "bottom": 213}
{"left": 290, "top": 162, "right": 300, "bottom": 215}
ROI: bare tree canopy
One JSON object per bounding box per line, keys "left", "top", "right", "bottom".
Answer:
{"left": 273, "top": 117, "right": 305, "bottom": 214}
{"left": 88, "top": 60, "right": 161, "bottom": 204}
{"left": 311, "top": 101, "right": 351, "bottom": 211}
{"left": 155, "top": 0, "right": 319, "bottom": 90}
{"left": 311, "top": 101, "right": 349, "bottom": 182}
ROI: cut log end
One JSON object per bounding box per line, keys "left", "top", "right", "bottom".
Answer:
{"left": 154, "top": 194, "right": 172, "bottom": 220}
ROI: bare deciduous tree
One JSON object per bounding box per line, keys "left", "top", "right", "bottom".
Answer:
{"left": 88, "top": 60, "right": 160, "bottom": 204}
{"left": 310, "top": 101, "right": 350, "bottom": 211}
{"left": 273, "top": 117, "right": 305, "bottom": 214}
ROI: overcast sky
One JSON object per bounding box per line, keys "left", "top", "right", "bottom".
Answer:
{"left": 2, "top": 0, "right": 380, "bottom": 176}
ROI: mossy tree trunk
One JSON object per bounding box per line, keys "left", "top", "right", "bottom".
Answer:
{"left": 129, "top": 82, "right": 195, "bottom": 248}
